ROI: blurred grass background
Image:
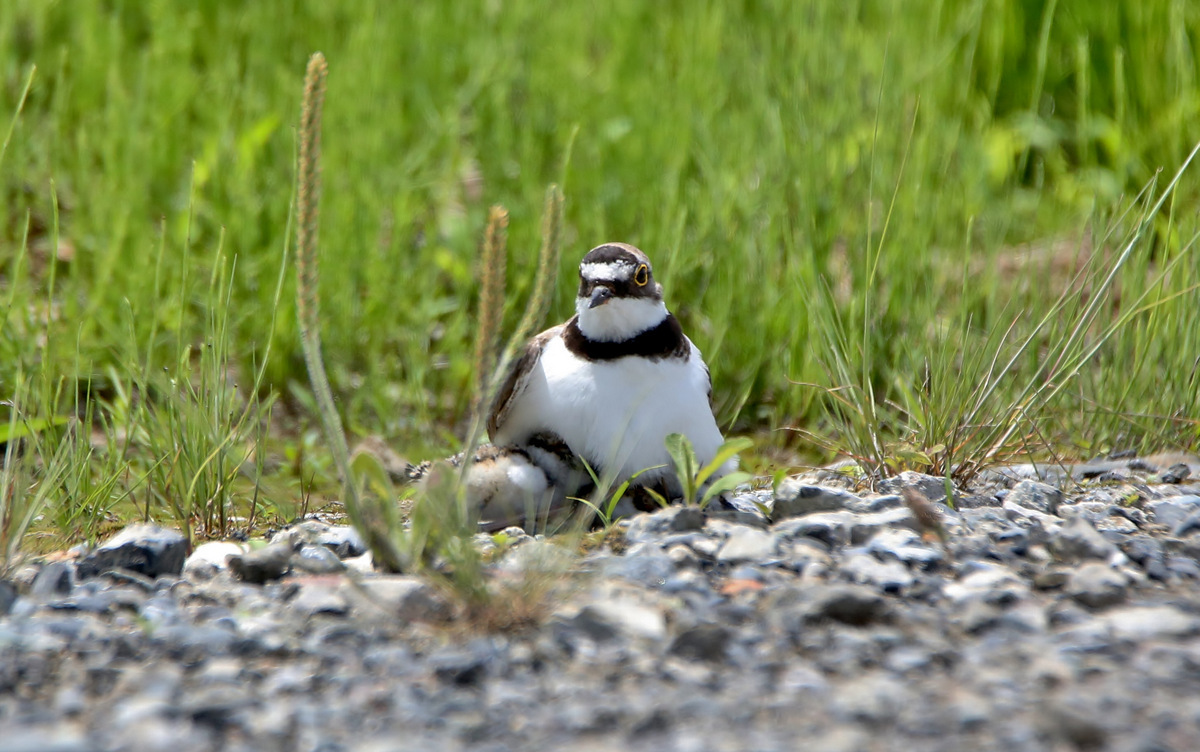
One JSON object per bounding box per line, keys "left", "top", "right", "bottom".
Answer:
{"left": 2, "top": 0, "right": 1199, "bottom": 542}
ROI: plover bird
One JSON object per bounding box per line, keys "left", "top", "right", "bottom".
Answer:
{"left": 487, "top": 242, "right": 734, "bottom": 499}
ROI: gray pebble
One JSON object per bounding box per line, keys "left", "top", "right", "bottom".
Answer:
{"left": 771, "top": 481, "right": 859, "bottom": 519}
{"left": 1145, "top": 496, "right": 1200, "bottom": 528}
{"left": 348, "top": 575, "right": 452, "bottom": 622}
{"left": 1172, "top": 507, "right": 1200, "bottom": 538}
{"left": 1101, "top": 605, "right": 1200, "bottom": 641}
{"left": 624, "top": 506, "right": 706, "bottom": 543}
{"left": 600, "top": 551, "right": 675, "bottom": 587}
{"left": 11, "top": 453, "right": 1200, "bottom": 752}
{"left": 0, "top": 731, "right": 93, "bottom": 752}
{"left": 865, "top": 528, "right": 943, "bottom": 568}
{"left": 1048, "top": 516, "right": 1117, "bottom": 562}
{"left": 1066, "top": 563, "right": 1128, "bottom": 609}
{"left": 840, "top": 552, "right": 914, "bottom": 593}
{"left": 878, "top": 470, "right": 955, "bottom": 505}
{"left": 716, "top": 528, "right": 776, "bottom": 563}
{"left": 772, "top": 511, "right": 854, "bottom": 547}
{"left": 291, "top": 544, "right": 346, "bottom": 575}
{"left": 289, "top": 580, "right": 349, "bottom": 618}
{"left": 1005, "top": 479, "right": 1063, "bottom": 515}
{"left": 30, "top": 561, "right": 76, "bottom": 601}
{"left": 565, "top": 598, "right": 666, "bottom": 642}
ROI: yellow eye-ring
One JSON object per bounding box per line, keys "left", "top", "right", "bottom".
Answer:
{"left": 634, "top": 264, "right": 649, "bottom": 287}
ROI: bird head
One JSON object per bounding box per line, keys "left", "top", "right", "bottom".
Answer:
{"left": 574, "top": 243, "right": 668, "bottom": 342}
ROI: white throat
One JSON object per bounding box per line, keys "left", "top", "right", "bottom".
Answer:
{"left": 575, "top": 297, "right": 668, "bottom": 342}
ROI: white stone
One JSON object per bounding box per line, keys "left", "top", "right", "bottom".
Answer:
{"left": 717, "top": 528, "right": 776, "bottom": 563}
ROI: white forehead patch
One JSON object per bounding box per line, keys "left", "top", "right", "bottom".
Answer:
{"left": 580, "top": 261, "right": 634, "bottom": 282}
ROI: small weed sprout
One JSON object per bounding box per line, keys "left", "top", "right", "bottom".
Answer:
{"left": 289, "top": 52, "right": 571, "bottom": 621}
{"left": 663, "top": 433, "right": 754, "bottom": 510}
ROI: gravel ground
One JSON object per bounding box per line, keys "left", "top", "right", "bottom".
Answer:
{"left": 3, "top": 454, "right": 1200, "bottom": 752}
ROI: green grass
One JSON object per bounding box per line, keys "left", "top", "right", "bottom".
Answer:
{"left": 2, "top": 0, "right": 1200, "bottom": 551}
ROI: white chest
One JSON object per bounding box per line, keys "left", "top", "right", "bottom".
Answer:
{"left": 496, "top": 336, "right": 726, "bottom": 484}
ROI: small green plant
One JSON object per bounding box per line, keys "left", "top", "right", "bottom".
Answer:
{"left": 574, "top": 459, "right": 665, "bottom": 529}
{"left": 662, "top": 433, "right": 754, "bottom": 509}
{"left": 289, "top": 51, "right": 570, "bottom": 606}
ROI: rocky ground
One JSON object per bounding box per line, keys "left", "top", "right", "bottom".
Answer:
{"left": 3, "top": 454, "right": 1200, "bottom": 752}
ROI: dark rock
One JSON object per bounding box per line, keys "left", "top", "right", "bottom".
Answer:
{"left": 807, "top": 584, "right": 889, "bottom": 625}
{"left": 1162, "top": 463, "right": 1192, "bottom": 484}
{"left": 0, "top": 579, "right": 17, "bottom": 615}
{"left": 227, "top": 543, "right": 293, "bottom": 584}
{"left": 430, "top": 649, "right": 490, "bottom": 686}
{"left": 1039, "top": 700, "right": 1109, "bottom": 750}
{"left": 668, "top": 506, "right": 707, "bottom": 532}
{"left": 77, "top": 524, "right": 187, "bottom": 579}
{"left": 668, "top": 624, "right": 730, "bottom": 662}
{"left": 629, "top": 707, "right": 673, "bottom": 737}
{"left": 182, "top": 686, "right": 254, "bottom": 731}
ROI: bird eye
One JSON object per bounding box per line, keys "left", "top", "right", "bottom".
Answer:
{"left": 634, "top": 264, "right": 649, "bottom": 287}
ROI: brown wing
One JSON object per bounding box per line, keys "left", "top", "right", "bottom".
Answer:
{"left": 486, "top": 325, "right": 562, "bottom": 440}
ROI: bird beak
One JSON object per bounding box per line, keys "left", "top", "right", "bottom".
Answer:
{"left": 588, "top": 286, "right": 614, "bottom": 309}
